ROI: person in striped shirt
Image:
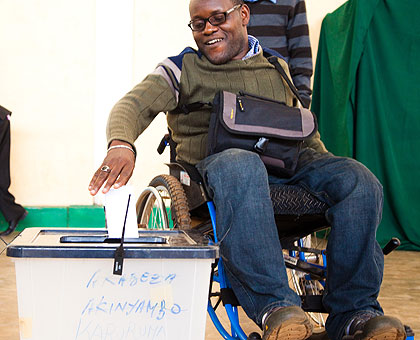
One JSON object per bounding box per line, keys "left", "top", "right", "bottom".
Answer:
{"left": 245, "top": 0, "right": 313, "bottom": 108}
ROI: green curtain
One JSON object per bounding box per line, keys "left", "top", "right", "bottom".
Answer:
{"left": 312, "top": 0, "right": 420, "bottom": 250}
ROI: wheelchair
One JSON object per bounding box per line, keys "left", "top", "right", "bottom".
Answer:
{"left": 135, "top": 134, "right": 413, "bottom": 340}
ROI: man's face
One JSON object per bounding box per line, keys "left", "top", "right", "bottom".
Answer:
{"left": 189, "top": 0, "right": 250, "bottom": 65}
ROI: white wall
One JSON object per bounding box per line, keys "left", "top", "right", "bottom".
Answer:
{"left": 127, "top": 1, "right": 195, "bottom": 205}
{"left": 0, "top": 0, "right": 96, "bottom": 206}
{"left": 306, "top": 0, "right": 348, "bottom": 66}
{"left": 1, "top": 0, "right": 347, "bottom": 207}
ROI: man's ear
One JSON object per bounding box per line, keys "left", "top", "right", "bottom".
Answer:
{"left": 240, "top": 4, "right": 250, "bottom": 26}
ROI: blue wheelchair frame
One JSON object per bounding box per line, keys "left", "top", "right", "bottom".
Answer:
{"left": 206, "top": 200, "right": 330, "bottom": 340}
{"left": 207, "top": 201, "right": 249, "bottom": 340}
{"left": 204, "top": 200, "right": 415, "bottom": 340}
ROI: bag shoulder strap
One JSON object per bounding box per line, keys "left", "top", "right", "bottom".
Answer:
{"left": 171, "top": 101, "right": 212, "bottom": 114}
{"left": 172, "top": 53, "right": 305, "bottom": 114}
{"left": 265, "top": 55, "right": 305, "bottom": 107}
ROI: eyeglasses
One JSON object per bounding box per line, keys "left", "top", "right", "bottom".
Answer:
{"left": 188, "top": 4, "right": 242, "bottom": 32}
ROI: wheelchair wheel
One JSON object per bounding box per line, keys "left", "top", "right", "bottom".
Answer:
{"left": 287, "top": 233, "right": 329, "bottom": 333}
{"left": 136, "top": 174, "right": 192, "bottom": 230}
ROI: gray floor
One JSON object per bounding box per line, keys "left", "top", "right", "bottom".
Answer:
{"left": 1, "top": 232, "right": 419, "bottom": 340}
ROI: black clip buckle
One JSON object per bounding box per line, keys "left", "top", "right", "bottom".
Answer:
{"left": 254, "top": 137, "right": 269, "bottom": 153}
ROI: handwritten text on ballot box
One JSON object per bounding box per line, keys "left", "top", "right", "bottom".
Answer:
{"left": 6, "top": 228, "right": 218, "bottom": 340}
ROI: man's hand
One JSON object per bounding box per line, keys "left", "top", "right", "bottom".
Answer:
{"left": 88, "top": 140, "right": 135, "bottom": 196}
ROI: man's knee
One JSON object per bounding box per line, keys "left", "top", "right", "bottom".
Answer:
{"left": 338, "top": 158, "right": 383, "bottom": 204}
{"left": 203, "top": 148, "right": 267, "bottom": 184}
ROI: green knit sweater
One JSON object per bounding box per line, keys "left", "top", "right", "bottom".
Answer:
{"left": 106, "top": 48, "right": 326, "bottom": 165}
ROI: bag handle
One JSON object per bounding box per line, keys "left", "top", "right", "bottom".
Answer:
{"left": 266, "top": 56, "right": 305, "bottom": 108}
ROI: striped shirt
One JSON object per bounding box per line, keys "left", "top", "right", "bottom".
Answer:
{"left": 245, "top": 0, "right": 313, "bottom": 108}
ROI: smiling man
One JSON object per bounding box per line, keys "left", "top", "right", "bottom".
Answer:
{"left": 89, "top": 1, "right": 406, "bottom": 340}
{"left": 189, "top": 0, "right": 249, "bottom": 64}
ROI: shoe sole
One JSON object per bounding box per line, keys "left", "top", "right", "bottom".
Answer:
{"left": 343, "top": 316, "right": 406, "bottom": 340}
{"left": 265, "top": 318, "right": 313, "bottom": 340}
{"left": 364, "top": 328, "right": 406, "bottom": 340}
{"left": 364, "top": 316, "right": 406, "bottom": 340}
{"left": 344, "top": 329, "right": 406, "bottom": 340}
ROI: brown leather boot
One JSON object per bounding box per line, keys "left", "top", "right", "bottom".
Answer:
{"left": 262, "top": 305, "right": 313, "bottom": 340}
{"left": 342, "top": 314, "right": 406, "bottom": 340}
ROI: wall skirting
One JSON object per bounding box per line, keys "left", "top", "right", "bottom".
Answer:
{"left": 0, "top": 206, "right": 105, "bottom": 232}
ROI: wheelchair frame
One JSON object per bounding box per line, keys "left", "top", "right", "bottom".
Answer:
{"left": 135, "top": 136, "right": 413, "bottom": 340}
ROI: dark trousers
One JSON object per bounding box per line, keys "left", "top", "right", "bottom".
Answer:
{"left": 0, "top": 115, "right": 25, "bottom": 223}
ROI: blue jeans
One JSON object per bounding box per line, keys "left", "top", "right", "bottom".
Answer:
{"left": 196, "top": 148, "right": 384, "bottom": 340}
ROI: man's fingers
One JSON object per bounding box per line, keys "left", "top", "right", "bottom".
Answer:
{"left": 101, "top": 164, "right": 124, "bottom": 194}
{"left": 88, "top": 148, "right": 135, "bottom": 196}
{"left": 88, "top": 169, "right": 105, "bottom": 195}
{"left": 89, "top": 165, "right": 114, "bottom": 195}
{"left": 113, "top": 165, "right": 135, "bottom": 189}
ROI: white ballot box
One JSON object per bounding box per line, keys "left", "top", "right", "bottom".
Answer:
{"left": 7, "top": 228, "right": 218, "bottom": 340}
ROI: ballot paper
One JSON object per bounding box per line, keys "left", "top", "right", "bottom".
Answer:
{"left": 104, "top": 185, "right": 139, "bottom": 239}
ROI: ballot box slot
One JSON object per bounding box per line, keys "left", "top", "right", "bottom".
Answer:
{"left": 59, "top": 236, "right": 168, "bottom": 244}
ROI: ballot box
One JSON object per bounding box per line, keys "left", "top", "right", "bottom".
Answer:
{"left": 7, "top": 228, "right": 218, "bottom": 340}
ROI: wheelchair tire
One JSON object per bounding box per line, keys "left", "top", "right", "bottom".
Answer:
{"left": 136, "top": 174, "right": 192, "bottom": 230}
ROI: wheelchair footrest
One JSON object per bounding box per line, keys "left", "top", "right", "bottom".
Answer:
{"left": 301, "top": 294, "right": 327, "bottom": 313}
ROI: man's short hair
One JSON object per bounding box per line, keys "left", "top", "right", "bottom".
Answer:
{"left": 231, "top": 0, "right": 245, "bottom": 5}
